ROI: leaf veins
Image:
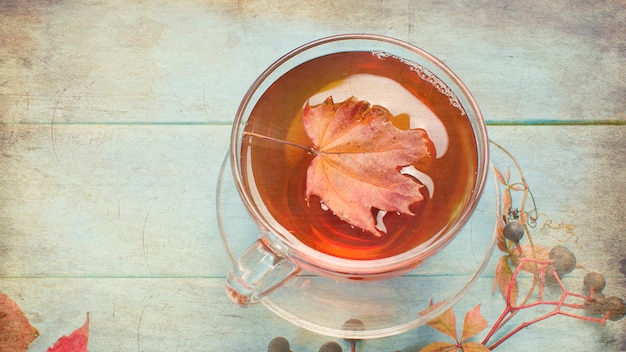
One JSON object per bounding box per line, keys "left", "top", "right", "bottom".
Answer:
{"left": 303, "top": 96, "right": 431, "bottom": 236}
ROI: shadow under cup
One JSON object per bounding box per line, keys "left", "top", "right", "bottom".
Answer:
{"left": 222, "top": 34, "right": 494, "bottom": 338}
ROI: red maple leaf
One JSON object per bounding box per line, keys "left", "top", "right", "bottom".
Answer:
{"left": 47, "top": 313, "right": 89, "bottom": 352}
{"left": 0, "top": 292, "right": 39, "bottom": 352}
{"left": 302, "top": 96, "right": 431, "bottom": 236}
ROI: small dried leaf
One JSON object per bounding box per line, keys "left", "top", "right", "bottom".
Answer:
{"left": 419, "top": 299, "right": 447, "bottom": 316}
{"left": 496, "top": 220, "right": 508, "bottom": 253}
{"left": 461, "top": 304, "right": 488, "bottom": 342}
{"left": 419, "top": 341, "right": 458, "bottom": 352}
{"left": 493, "top": 167, "right": 506, "bottom": 186}
{"left": 47, "top": 313, "right": 89, "bottom": 352}
{"left": 461, "top": 342, "right": 491, "bottom": 352}
{"left": 0, "top": 292, "right": 39, "bottom": 352}
{"left": 502, "top": 189, "right": 512, "bottom": 216}
{"left": 493, "top": 256, "right": 506, "bottom": 294}
{"left": 419, "top": 299, "right": 458, "bottom": 340}
{"left": 303, "top": 96, "right": 431, "bottom": 236}
{"left": 426, "top": 308, "right": 458, "bottom": 340}
{"left": 495, "top": 256, "right": 518, "bottom": 304}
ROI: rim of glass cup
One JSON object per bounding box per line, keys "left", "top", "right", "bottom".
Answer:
{"left": 230, "top": 33, "right": 490, "bottom": 277}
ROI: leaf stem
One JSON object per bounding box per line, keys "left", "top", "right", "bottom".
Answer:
{"left": 243, "top": 131, "right": 316, "bottom": 154}
{"left": 487, "top": 310, "right": 558, "bottom": 350}
{"left": 489, "top": 140, "right": 538, "bottom": 225}
{"left": 487, "top": 308, "right": 607, "bottom": 350}
{"left": 491, "top": 141, "right": 544, "bottom": 334}
{"left": 482, "top": 258, "right": 549, "bottom": 345}
{"left": 493, "top": 272, "right": 539, "bottom": 339}
{"left": 482, "top": 258, "right": 610, "bottom": 350}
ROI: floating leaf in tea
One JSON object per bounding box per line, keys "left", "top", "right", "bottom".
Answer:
{"left": 302, "top": 96, "right": 431, "bottom": 237}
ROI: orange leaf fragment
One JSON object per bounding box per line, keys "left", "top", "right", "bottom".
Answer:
{"left": 495, "top": 220, "right": 508, "bottom": 253}
{"left": 419, "top": 298, "right": 447, "bottom": 316}
{"left": 427, "top": 308, "right": 458, "bottom": 340}
{"left": 460, "top": 304, "right": 488, "bottom": 342}
{"left": 494, "top": 256, "right": 518, "bottom": 304}
{"left": 47, "top": 313, "right": 89, "bottom": 352}
{"left": 419, "top": 299, "right": 457, "bottom": 340}
{"left": 493, "top": 167, "right": 507, "bottom": 186}
{"left": 303, "top": 96, "right": 431, "bottom": 236}
{"left": 419, "top": 341, "right": 458, "bottom": 352}
{"left": 461, "top": 342, "right": 491, "bottom": 352}
{"left": 502, "top": 188, "right": 512, "bottom": 216}
{"left": 0, "top": 292, "right": 39, "bottom": 352}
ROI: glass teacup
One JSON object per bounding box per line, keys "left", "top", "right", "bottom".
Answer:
{"left": 220, "top": 34, "right": 494, "bottom": 337}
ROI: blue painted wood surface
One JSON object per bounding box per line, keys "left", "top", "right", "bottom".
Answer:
{"left": 0, "top": 1, "right": 624, "bottom": 351}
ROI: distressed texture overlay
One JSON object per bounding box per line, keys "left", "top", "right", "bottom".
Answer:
{"left": 0, "top": 1, "right": 624, "bottom": 351}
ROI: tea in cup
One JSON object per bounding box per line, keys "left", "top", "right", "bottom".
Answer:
{"left": 225, "top": 34, "right": 489, "bottom": 306}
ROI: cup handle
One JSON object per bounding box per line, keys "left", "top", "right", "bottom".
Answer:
{"left": 226, "top": 239, "right": 301, "bottom": 306}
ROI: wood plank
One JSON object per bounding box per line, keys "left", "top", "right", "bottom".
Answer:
{"left": 0, "top": 124, "right": 232, "bottom": 278}
{"left": 1, "top": 1, "right": 623, "bottom": 124}
{"left": 1, "top": 124, "right": 624, "bottom": 284}
{"left": 1, "top": 277, "right": 623, "bottom": 351}
{"left": 1, "top": 1, "right": 624, "bottom": 351}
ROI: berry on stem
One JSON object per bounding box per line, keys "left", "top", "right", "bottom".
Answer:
{"left": 268, "top": 336, "right": 290, "bottom": 352}
{"left": 583, "top": 272, "right": 606, "bottom": 294}
{"left": 503, "top": 221, "right": 524, "bottom": 243}
{"left": 549, "top": 246, "right": 576, "bottom": 277}
{"left": 342, "top": 318, "right": 364, "bottom": 352}
{"left": 319, "top": 341, "right": 343, "bottom": 352}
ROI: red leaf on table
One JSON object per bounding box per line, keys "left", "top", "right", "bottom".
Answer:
{"left": 0, "top": 292, "right": 39, "bottom": 352}
{"left": 303, "top": 96, "right": 431, "bottom": 236}
{"left": 47, "top": 313, "right": 89, "bottom": 352}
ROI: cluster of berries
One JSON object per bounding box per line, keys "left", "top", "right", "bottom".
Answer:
{"left": 582, "top": 271, "right": 625, "bottom": 321}
{"left": 268, "top": 319, "right": 363, "bottom": 352}
{"left": 503, "top": 221, "right": 625, "bottom": 321}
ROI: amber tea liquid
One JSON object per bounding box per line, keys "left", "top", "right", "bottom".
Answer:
{"left": 241, "top": 51, "right": 478, "bottom": 260}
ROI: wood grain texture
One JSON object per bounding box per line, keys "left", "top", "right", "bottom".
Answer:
{"left": 0, "top": 0, "right": 624, "bottom": 351}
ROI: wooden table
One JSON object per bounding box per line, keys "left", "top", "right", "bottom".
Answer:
{"left": 1, "top": 1, "right": 624, "bottom": 350}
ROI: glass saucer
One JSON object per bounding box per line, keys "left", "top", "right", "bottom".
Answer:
{"left": 216, "top": 149, "right": 501, "bottom": 339}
